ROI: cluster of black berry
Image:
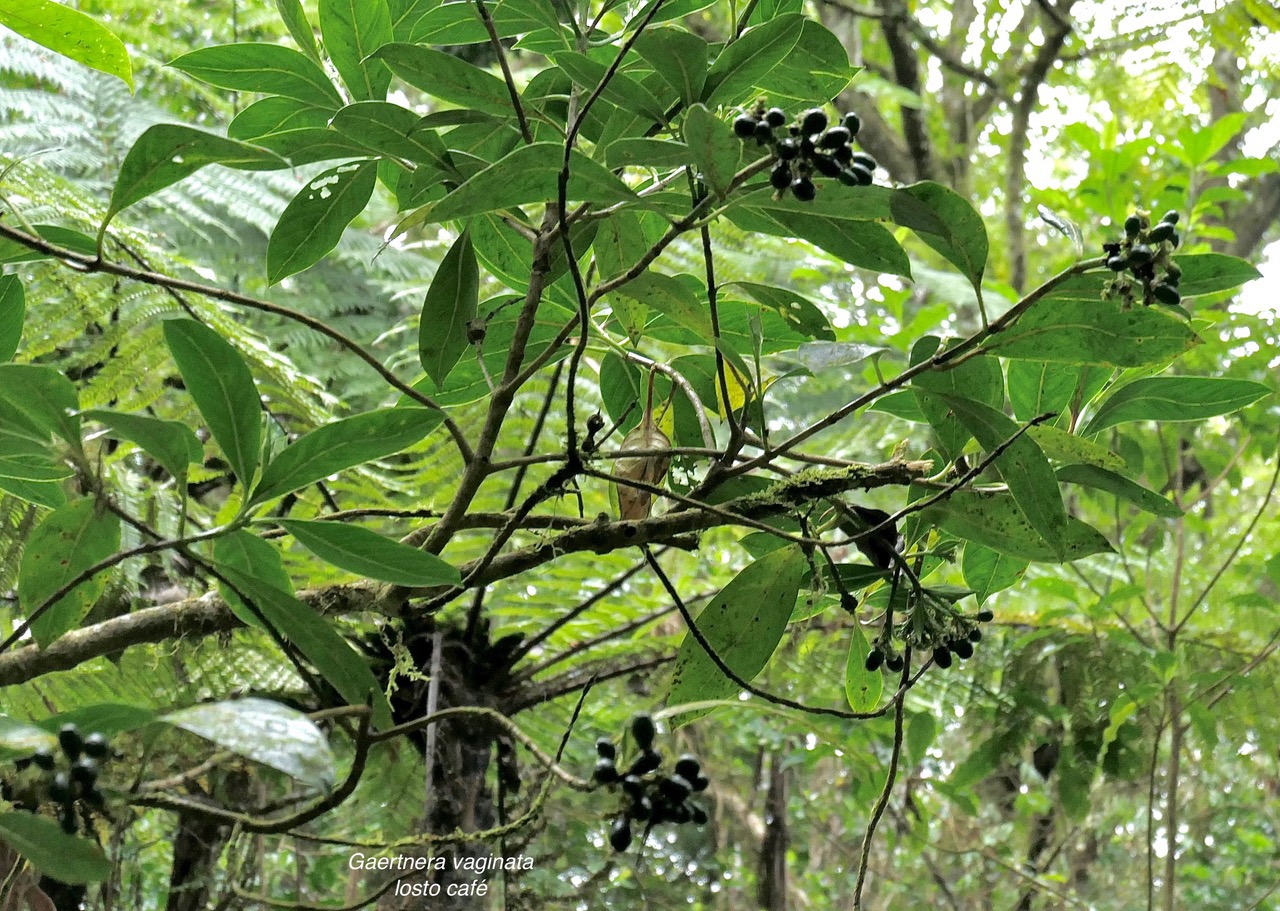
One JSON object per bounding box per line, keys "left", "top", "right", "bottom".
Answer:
{"left": 1103, "top": 211, "right": 1183, "bottom": 308}
{"left": 27, "top": 725, "right": 110, "bottom": 834}
{"left": 733, "top": 106, "right": 877, "bottom": 202}
{"left": 591, "top": 714, "right": 709, "bottom": 852}
{"left": 865, "top": 603, "right": 995, "bottom": 674}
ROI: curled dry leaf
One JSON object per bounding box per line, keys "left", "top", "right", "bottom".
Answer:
{"left": 614, "top": 397, "right": 671, "bottom": 521}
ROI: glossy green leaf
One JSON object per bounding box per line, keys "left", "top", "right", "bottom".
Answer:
{"left": 987, "top": 300, "right": 1201, "bottom": 367}
{"left": 910, "top": 340, "right": 1002, "bottom": 458}
{"left": 703, "top": 13, "right": 805, "bottom": 107}
{"left": 892, "top": 182, "right": 988, "bottom": 289}
{"left": 1025, "top": 425, "right": 1126, "bottom": 472}
{"left": 212, "top": 566, "right": 393, "bottom": 728}
{"left": 1082, "top": 377, "right": 1272, "bottom": 435}
{"left": 922, "top": 490, "right": 1112, "bottom": 563}
{"left": 928, "top": 393, "right": 1070, "bottom": 559}
{"left": 227, "top": 97, "right": 331, "bottom": 141}
{"left": 163, "top": 697, "right": 337, "bottom": 790}
{"left": 727, "top": 282, "right": 834, "bottom": 342}
{"left": 320, "top": 0, "right": 394, "bottom": 101}
{"left": 1057, "top": 464, "right": 1182, "bottom": 518}
{"left": 0, "top": 454, "right": 72, "bottom": 481}
{"left": 602, "top": 137, "right": 691, "bottom": 169}
{"left": 84, "top": 409, "right": 202, "bottom": 483}
{"left": 683, "top": 103, "right": 744, "bottom": 198}
{"left": 0, "top": 0, "right": 133, "bottom": 89}
{"left": 248, "top": 128, "right": 372, "bottom": 167}
{"left": 251, "top": 407, "right": 442, "bottom": 505}
{"left": 751, "top": 19, "right": 854, "bottom": 105}
{"left": 0, "top": 811, "right": 111, "bottom": 884}
{"left": 0, "top": 274, "right": 23, "bottom": 361}
{"left": 634, "top": 28, "right": 707, "bottom": 105}
{"left": 844, "top": 623, "right": 882, "bottom": 712}
{"left": 728, "top": 205, "right": 911, "bottom": 277}
{"left": 906, "top": 712, "right": 937, "bottom": 764}
{"left": 961, "top": 543, "right": 1028, "bottom": 606}
{"left": 267, "top": 160, "right": 378, "bottom": 282}
{"left": 426, "top": 142, "right": 637, "bottom": 223}
{"left": 330, "top": 102, "right": 453, "bottom": 169}
{"left": 419, "top": 230, "right": 479, "bottom": 387}
{"left": 1170, "top": 253, "right": 1261, "bottom": 297}
{"left": 0, "top": 476, "right": 66, "bottom": 509}
{"left": 667, "top": 546, "right": 807, "bottom": 721}
{"left": 213, "top": 531, "right": 294, "bottom": 626}
{"left": 280, "top": 519, "right": 461, "bottom": 586}
{"left": 373, "top": 43, "right": 513, "bottom": 116}
{"left": 17, "top": 497, "right": 121, "bottom": 646}
{"left": 169, "top": 43, "right": 342, "bottom": 107}
{"left": 273, "top": 0, "right": 320, "bottom": 60}
{"left": 0, "top": 364, "right": 81, "bottom": 447}
{"left": 163, "top": 319, "right": 262, "bottom": 488}
{"left": 1007, "top": 362, "right": 1086, "bottom": 422}
{"left": 105, "top": 125, "right": 284, "bottom": 227}
{"left": 555, "top": 50, "right": 668, "bottom": 121}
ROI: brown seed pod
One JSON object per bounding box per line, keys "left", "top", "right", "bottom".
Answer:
{"left": 614, "top": 372, "right": 671, "bottom": 520}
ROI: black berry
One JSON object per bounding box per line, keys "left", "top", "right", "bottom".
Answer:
{"left": 851, "top": 152, "right": 877, "bottom": 171}
{"left": 791, "top": 177, "right": 816, "bottom": 201}
{"left": 630, "top": 795, "right": 653, "bottom": 820}
{"left": 1128, "top": 244, "right": 1154, "bottom": 266}
{"left": 70, "top": 758, "right": 98, "bottom": 786}
{"left": 82, "top": 733, "right": 109, "bottom": 760}
{"left": 1124, "top": 215, "right": 1142, "bottom": 236}
{"left": 951, "top": 640, "right": 974, "bottom": 660}
{"left": 1107, "top": 255, "right": 1128, "bottom": 271}
{"left": 733, "top": 115, "right": 758, "bottom": 139}
{"left": 691, "top": 773, "right": 710, "bottom": 792}
{"left": 627, "top": 749, "right": 662, "bottom": 777}
{"left": 659, "top": 774, "right": 692, "bottom": 803}
{"left": 1161, "top": 210, "right": 1180, "bottom": 225}
{"left": 595, "top": 738, "right": 616, "bottom": 760}
{"left": 32, "top": 747, "right": 56, "bottom": 771}
{"left": 847, "top": 164, "right": 874, "bottom": 186}
{"left": 1151, "top": 283, "right": 1181, "bottom": 306}
{"left": 820, "top": 126, "right": 851, "bottom": 148}
{"left": 1148, "top": 222, "right": 1176, "bottom": 244}
{"left": 933, "top": 646, "right": 953, "bottom": 669}
{"left": 621, "top": 775, "right": 644, "bottom": 798}
{"left": 885, "top": 654, "right": 905, "bottom": 673}
{"left": 776, "top": 138, "right": 799, "bottom": 160}
{"left": 834, "top": 145, "right": 854, "bottom": 164}
{"left": 753, "top": 120, "right": 774, "bottom": 143}
{"left": 812, "top": 154, "right": 841, "bottom": 177}
{"left": 765, "top": 107, "right": 787, "bottom": 128}
{"left": 593, "top": 758, "right": 619, "bottom": 785}
{"left": 977, "top": 609, "right": 994, "bottom": 622}
{"left": 674, "top": 755, "right": 701, "bottom": 780}
{"left": 865, "top": 647, "right": 885, "bottom": 672}
{"left": 800, "top": 108, "right": 828, "bottom": 135}
{"left": 59, "top": 805, "right": 78, "bottom": 835}
{"left": 630, "top": 714, "right": 656, "bottom": 750}
{"left": 842, "top": 112, "right": 861, "bottom": 135}
{"left": 609, "top": 814, "right": 633, "bottom": 852}
{"left": 968, "top": 628, "right": 983, "bottom": 642}
{"left": 58, "top": 725, "right": 82, "bottom": 759}
{"left": 690, "top": 803, "right": 709, "bottom": 825}
{"left": 48, "top": 772, "right": 72, "bottom": 803}
{"left": 770, "top": 163, "right": 793, "bottom": 190}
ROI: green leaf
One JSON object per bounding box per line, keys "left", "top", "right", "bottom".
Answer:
{"left": 683, "top": 103, "right": 744, "bottom": 198}
{"left": 320, "top": 0, "right": 394, "bottom": 101}
{"left": 0, "top": 273, "right": 23, "bottom": 361}
{"left": 211, "top": 566, "right": 393, "bottom": 728}
{"left": 0, "top": 811, "right": 111, "bottom": 884}
{"left": 228, "top": 97, "right": 331, "bottom": 141}
{"left": 0, "top": 717, "right": 55, "bottom": 760}
{"left": 555, "top": 50, "right": 668, "bottom": 121}
{"left": 0, "top": 476, "right": 66, "bottom": 509}
{"left": 37, "top": 704, "right": 157, "bottom": 738}
{"left": 84, "top": 409, "right": 202, "bottom": 483}
{"left": 163, "top": 319, "right": 262, "bottom": 488}
{"left": 844, "top": 623, "right": 882, "bottom": 712}
{"left": 251, "top": 407, "right": 442, "bottom": 505}
{"left": 1025, "top": 424, "right": 1126, "bottom": 472}
{"left": 927, "top": 393, "right": 1070, "bottom": 559}
{"left": 0, "top": 454, "right": 73, "bottom": 481}
{"left": 612, "top": 272, "right": 711, "bottom": 337}
{"left": 1007, "top": 362, "right": 1086, "bottom": 422}
{"left": 986, "top": 300, "right": 1201, "bottom": 367}
{"left": 751, "top": 19, "right": 854, "bottom": 105}
{"left": 1057, "top": 464, "right": 1182, "bottom": 518}
{"left": 0, "top": 224, "right": 97, "bottom": 265}
{"left": 279, "top": 519, "right": 461, "bottom": 586}
{"left": 0, "top": 364, "right": 81, "bottom": 447}
{"left": 891, "top": 182, "right": 988, "bottom": 289}
{"left": 667, "top": 546, "right": 807, "bottom": 722}
{"left": 163, "top": 697, "right": 337, "bottom": 790}
{"left": 425, "top": 142, "right": 637, "bottom": 223}
{"left": 329, "top": 102, "right": 454, "bottom": 169}
{"left": 910, "top": 341, "right": 1002, "bottom": 458}
{"left": 213, "top": 531, "right": 294, "bottom": 626}
{"left": 726, "top": 282, "right": 834, "bottom": 341}
{"left": 0, "top": 0, "right": 133, "bottom": 89}
{"left": 419, "top": 230, "right": 480, "bottom": 387}
{"left": 906, "top": 712, "right": 937, "bottom": 764}
{"left": 247, "top": 128, "right": 372, "bottom": 167}
{"left": 961, "top": 542, "right": 1028, "bottom": 605}
{"left": 267, "top": 160, "right": 378, "bottom": 283}
{"left": 17, "top": 497, "right": 121, "bottom": 645}
{"left": 273, "top": 0, "right": 321, "bottom": 60}
{"left": 1170, "top": 252, "right": 1262, "bottom": 297}
{"left": 169, "top": 43, "right": 342, "bottom": 107}
{"left": 703, "top": 13, "right": 805, "bottom": 107}
{"left": 922, "top": 490, "right": 1111, "bottom": 563}
{"left": 373, "top": 43, "right": 514, "bottom": 116}
{"left": 105, "top": 125, "right": 284, "bottom": 228}
{"left": 728, "top": 205, "right": 911, "bottom": 277}
{"left": 602, "top": 137, "right": 691, "bottom": 169}
{"left": 1082, "top": 377, "right": 1272, "bottom": 435}
{"left": 634, "top": 28, "right": 707, "bottom": 106}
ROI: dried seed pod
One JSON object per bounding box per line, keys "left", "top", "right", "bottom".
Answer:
{"left": 614, "top": 373, "right": 672, "bottom": 520}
